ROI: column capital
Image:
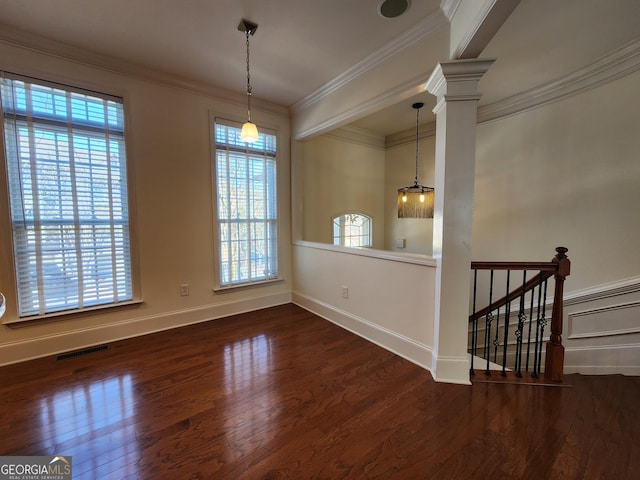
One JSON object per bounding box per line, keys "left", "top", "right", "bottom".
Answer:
{"left": 425, "top": 58, "right": 496, "bottom": 101}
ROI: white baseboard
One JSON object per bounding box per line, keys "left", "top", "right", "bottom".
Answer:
{"left": 0, "top": 292, "right": 291, "bottom": 366}
{"left": 564, "top": 365, "right": 640, "bottom": 376}
{"left": 431, "top": 354, "right": 472, "bottom": 385}
{"left": 564, "top": 343, "right": 640, "bottom": 376}
{"left": 292, "top": 291, "right": 434, "bottom": 374}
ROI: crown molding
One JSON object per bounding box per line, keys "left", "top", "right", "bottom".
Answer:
{"left": 293, "top": 71, "right": 429, "bottom": 140}
{"left": 440, "top": 0, "right": 462, "bottom": 21}
{"left": 325, "top": 125, "right": 386, "bottom": 150}
{"left": 290, "top": 9, "right": 448, "bottom": 114}
{"left": 477, "top": 38, "right": 640, "bottom": 124}
{"left": 0, "top": 23, "right": 288, "bottom": 117}
{"left": 386, "top": 38, "right": 640, "bottom": 146}
{"left": 385, "top": 122, "right": 437, "bottom": 148}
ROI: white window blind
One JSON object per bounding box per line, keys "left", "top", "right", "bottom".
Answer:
{"left": 214, "top": 120, "right": 277, "bottom": 287}
{"left": 333, "top": 213, "right": 372, "bottom": 247}
{"left": 1, "top": 73, "right": 133, "bottom": 317}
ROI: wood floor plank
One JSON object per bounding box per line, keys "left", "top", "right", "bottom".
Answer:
{"left": 1, "top": 303, "right": 639, "bottom": 479}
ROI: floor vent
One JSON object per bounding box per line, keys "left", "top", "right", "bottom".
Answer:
{"left": 56, "top": 344, "right": 109, "bottom": 361}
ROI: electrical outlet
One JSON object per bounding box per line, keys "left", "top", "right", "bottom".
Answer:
{"left": 342, "top": 286, "right": 349, "bottom": 299}
{"left": 180, "top": 283, "right": 189, "bottom": 296}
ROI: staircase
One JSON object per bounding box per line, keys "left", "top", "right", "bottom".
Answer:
{"left": 468, "top": 247, "right": 570, "bottom": 383}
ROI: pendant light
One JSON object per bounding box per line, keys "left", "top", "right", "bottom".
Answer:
{"left": 397, "top": 102, "right": 434, "bottom": 218}
{"left": 238, "top": 19, "right": 259, "bottom": 143}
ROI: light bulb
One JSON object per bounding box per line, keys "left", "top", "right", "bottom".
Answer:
{"left": 241, "top": 121, "right": 259, "bottom": 143}
{"left": 402, "top": 193, "right": 407, "bottom": 203}
{"left": 419, "top": 193, "right": 425, "bottom": 203}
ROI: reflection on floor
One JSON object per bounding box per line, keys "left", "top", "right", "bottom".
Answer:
{"left": 38, "top": 375, "right": 137, "bottom": 477}
{"left": 1, "top": 304, "right": 639, "bottom": 479}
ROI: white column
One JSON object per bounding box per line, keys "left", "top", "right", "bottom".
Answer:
{"left": 425, "top": 59, "right": 494, "bottom": 384}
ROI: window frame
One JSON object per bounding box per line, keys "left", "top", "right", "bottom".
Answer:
{"left": 0, "top": 72, "right": 140, "bottom": 321}
{"left": 332, "top": 212, "right": 373, "bottom": 248}
{"left": 212, "top": 117, "right": 280, "bottom": 290}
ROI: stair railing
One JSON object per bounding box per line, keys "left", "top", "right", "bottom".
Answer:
{"left": 469, "top": 247, "right": 570, "bottom": 382}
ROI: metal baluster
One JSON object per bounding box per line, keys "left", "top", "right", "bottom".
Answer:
{"left": 493, "top": 305, "right": 501, "bottom": 365}
{"left": 484, "top": 270, "right": 495, "bottom": 376}
{"left": 514, "top": 271, "right": 527, "bottom": 377}
{"left": 525, "top": 275, "right": 538, "bottom": 373}
{"left": 470, "top": 269, "right": 478, "bottom": 376}
{"left": 535, "top": 278, "right": 549, "bottom": 377}
{"left": 501, "top": 270, "right": 511, "bottom": 377}
{"left": 532, "top": 274, "right": 544, "bottom": 377}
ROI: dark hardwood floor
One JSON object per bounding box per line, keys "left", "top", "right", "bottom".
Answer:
{"left": 1, "top": 303, "right": 638, "bottom": 479}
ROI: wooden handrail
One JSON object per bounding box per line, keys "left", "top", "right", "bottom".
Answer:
{"left": 469, "top": 270, "right": 554, "bottom": 322}
{"left": 470, "top": 261, "right": 559, "bottom": 271}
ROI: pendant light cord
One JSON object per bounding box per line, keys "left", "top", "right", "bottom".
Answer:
{"left": 246, "top": 30, "right": 252, "bottom": 122}
{"left": 414, "top": 104, "right": 420, "bottom": 186}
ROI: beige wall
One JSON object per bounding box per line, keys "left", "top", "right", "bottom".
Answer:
{"left": 292, "top": 242, "right": 436, "bottom": 369}
{"left": 384, "top": 137, "right": 436, "bottom": 254}
{"left": 298, "top": 134, "right": 386, "bottom": 248}
{"left": 473, "top": 70, "right": 640, "bottom": 293}
{"left": 293, "top": 132, "right": 438, "bottom": 375}
{"left": 472, "top": 70, "right": 640, "bottom": 374}
{"left": 297, "top": 131, "right": 437, "bottom": 255}
{"left": 0, "top": 41, "right": 292, "bottom": 365}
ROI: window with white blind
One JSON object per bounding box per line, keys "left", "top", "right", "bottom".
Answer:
{"left": 1, "top": 73, "right": 134, "bottom": 318}
{"left": 214, "top": 120, "right": 278, "bottom": 288}
{"left": 333, "top": 213, "right": 372, "bottom": 248}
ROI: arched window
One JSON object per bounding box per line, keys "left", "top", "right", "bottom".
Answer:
{"left": 332, "top": 213, "right": 372, "bottom": 247}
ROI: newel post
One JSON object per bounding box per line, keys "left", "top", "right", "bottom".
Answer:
{"left": 545, "top": 247, "right": 570, "bottom": 382}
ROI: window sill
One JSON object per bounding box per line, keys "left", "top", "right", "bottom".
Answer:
{"left": 2, "top": 299, "right": 144, "bottom": 328}
{"left": 213, "top": 277, "right": 284, "bottom": 293}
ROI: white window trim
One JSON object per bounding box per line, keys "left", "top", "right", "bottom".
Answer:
{"left": 0, "top": 71, "right": 140, "bottom": 321}
{"left": 211, "top": 116, "right": 281, "bottom": 291}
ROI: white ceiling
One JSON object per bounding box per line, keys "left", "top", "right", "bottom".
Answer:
{"left": 0, "top": 0, "right": 440, "bottom": 108}
{"left": 1, "top": 0, "right": 639, "bottom": 137}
